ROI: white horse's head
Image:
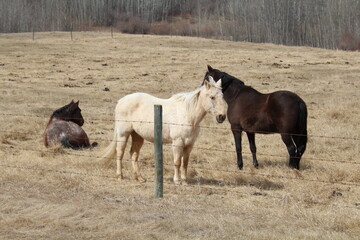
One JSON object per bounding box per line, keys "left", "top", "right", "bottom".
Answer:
{"left": 201, "top": 79, "right": 227, "bottom": 123}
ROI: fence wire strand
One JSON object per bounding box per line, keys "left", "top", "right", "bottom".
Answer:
{"left": 0, "top": 127, "right": 359, "bottom": 166}
{"left": 1, "top": 158, "right": 359, "bottom": 211}
{"left": 0, "top": 112, "right": 359, "bottom": 140}
{"left": 1, "top": 145, "right": 359, "bottom": 188}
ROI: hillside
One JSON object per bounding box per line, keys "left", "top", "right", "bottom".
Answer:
{"left": 0, "top": 32, "right": 359, "bottom": 239}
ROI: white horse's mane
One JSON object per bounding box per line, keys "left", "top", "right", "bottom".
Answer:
{"left": 170, "top": 87, "right": 202, "bottom": 123}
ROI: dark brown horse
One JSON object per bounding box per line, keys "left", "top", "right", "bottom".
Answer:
{"left": 44, "top": 100, "right": 97, "bottom": 149}
{"left": 203, "top": 65, "right": 307, "bottom": 170}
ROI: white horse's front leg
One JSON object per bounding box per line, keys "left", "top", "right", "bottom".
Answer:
{"left": 181, "top": 144, "right": 193, "bottom": 184}
{"left": 172, "top": 139, "right": 184, "bottom": 185}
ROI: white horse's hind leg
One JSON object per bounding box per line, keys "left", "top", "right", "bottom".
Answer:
{"left": 181, "top": 145, "right": 193, "bottom": 184}
{"left": 172, "top": 139, "right": 184, "bottom": 185}
{"left": 130, "top": 131, "right": 145, "bottom": 182}
{"left": 116, "top": 133, "right": 130, "bottom": 180}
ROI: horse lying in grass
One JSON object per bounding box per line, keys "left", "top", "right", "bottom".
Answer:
{"left": 44, "top": 100, "right": 97, "bottom": 149}
{"left": 102, "top": 79, "right": 227, "bottom": 184}
{"left": 204, "top": 65, "right": 307, "bottom": 170}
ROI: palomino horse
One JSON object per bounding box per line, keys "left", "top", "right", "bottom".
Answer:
{"left": 204, "top": 66, "right": 307, "bottom": 170}
{"left": 44, "top": 100, "right": 97, "bottom": 149}
{"left": 102, "top": 79, "right": 227, "bottom": 184}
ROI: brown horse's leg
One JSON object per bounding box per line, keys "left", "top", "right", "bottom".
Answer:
{"left": 281, "top": 134, "right": 299, "bottom": 169}
{"left": 246, "top": 132, "right": 259, "bottom": 168}
{"left": 232, "top": 129, "right": 243, "bottom": 169}
{"left": 130, "top": 131, "right": 145, "bottom": 182}
{"left": 293, "top": 134, "right": 307, "bottom": 159}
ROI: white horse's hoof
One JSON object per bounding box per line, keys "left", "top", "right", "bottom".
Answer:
{"left": 136, "top": 176, "right": 146, "bottom": 183}
{"left": 116, "top": 174, "right": 124, "bottom": 181}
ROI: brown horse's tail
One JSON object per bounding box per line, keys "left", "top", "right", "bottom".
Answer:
{"left": 296, "top": 101, "right": 308, "bottom": 156}
{"left": 101, "top": 130, "right": 117, "bottom": 168}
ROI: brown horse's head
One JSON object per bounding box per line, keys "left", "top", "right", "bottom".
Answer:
{"left": 202, "top": 65, "right": 244, "bottom": 92}
{"left": 202, "top": 65, "right": 219, "bottom": 87}
{"left": 203, "top": 65, "right": 222, "bottom": 83}
{"left": 50, "top": 100, "right": 84, "bottom": 126}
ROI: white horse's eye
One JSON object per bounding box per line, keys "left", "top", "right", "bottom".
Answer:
{"left": 210, "top": 96, "right": 215, "bottom": 100}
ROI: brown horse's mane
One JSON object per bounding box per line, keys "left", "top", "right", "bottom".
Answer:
{"left": 50, "top": 102, "right": 73, "bottom": 119}
{"left": 204, "top": 68, "right": 246, "bottom": 92}
{"left": 46, "top": 101, "right": 77, "bottom": 129}
{"left": 204, "top": 69, "right": 262, "bottom": 103}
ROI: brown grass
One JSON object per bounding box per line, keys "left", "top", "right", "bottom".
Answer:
{"left": 0, "top": 32, "right": 359, "bottom": 239}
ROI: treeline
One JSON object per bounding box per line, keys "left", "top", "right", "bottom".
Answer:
{"left": 1, "top": 0, "right": 359, "bottom": 50}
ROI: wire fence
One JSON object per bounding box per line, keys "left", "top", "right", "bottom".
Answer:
{"left": 2, "top": 128, "right": 358, "bottom": 167}
{"left": 0, "top": 111, "right": 359, "bottom": 209}
{"left": 1, "top": 112, "right": 359, "bottom": 141}
{"left": 1, "top": 143, "right": 359, "bottom": 188}
{"left": 1, "top": 147, "right": 359, "bottom": 211}
{"left": 0, "top": 111, "right": 359, "bottom": 168}
{"left": 1, "top": 159, "right": 357, "bottom": 211}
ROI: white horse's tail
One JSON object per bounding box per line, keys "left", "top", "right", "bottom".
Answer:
{"left": 101, "top": 128, "right": 117, "bottom": 168}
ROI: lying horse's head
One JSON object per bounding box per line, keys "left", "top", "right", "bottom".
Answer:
{"left": 50, "top": 100, "right": 84, "bottom": 126}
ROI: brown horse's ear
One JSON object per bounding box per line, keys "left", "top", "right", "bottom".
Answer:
{"left": 207, "top": 65, "right": 214, "bottom": 72}
{"left": 69, "top": 100, "right": 79, "bottom": 110}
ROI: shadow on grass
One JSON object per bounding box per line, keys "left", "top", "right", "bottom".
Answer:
{"left": 185, "top": 175, "right": 284, "bottom": 190}
{"left": 259, "top": 158, "right": 312, "bottom": 171}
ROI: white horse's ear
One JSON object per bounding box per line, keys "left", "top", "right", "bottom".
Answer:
{"left": 215, "top": 79, "right": 222, "bottom": 88}
{"left": 208, "top": 76, "right": 216, "bottom": 84}
{"left": 204, "top": 79, "right": 211, "bottom": 89}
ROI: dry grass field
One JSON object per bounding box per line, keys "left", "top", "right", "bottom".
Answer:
{"left": 0, "top": 32, "right": 359, "bottom": 239}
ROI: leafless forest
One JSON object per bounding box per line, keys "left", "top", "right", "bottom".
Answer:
{"left": 1, "top": 0, "right": 360, "bottom": 49}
